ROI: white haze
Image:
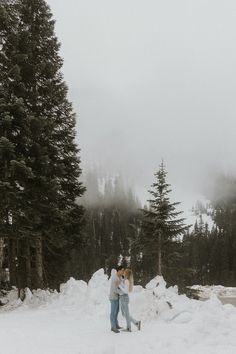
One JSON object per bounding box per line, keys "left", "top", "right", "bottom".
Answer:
{"left": 47, "top": 0, "right": 236, "bottom": 210}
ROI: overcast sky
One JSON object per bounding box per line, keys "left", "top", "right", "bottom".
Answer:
{"left": 47, "top": 0, "right": 236, "bottom": 209}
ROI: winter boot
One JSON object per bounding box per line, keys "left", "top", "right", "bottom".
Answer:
{"left": 111, "top": 328, "right": 120, "bottom": 333}
{"left": 136, "top": 321, "right": 141, "bottom": 331}
{"left": 122, "top": 327, "right": 131, "bottom": 332}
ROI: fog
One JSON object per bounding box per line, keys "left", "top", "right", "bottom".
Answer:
{"left": 47, "top": 0, "right": 236, "bottom": 209}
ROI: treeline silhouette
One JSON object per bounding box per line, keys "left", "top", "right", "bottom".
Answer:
{"left": 73, "top": 169, "right": 142, "bottom": 280}
{"left": 182, "top": 175, "right": 236, "bottom": 287}
{"left": 79, "top": 169, "right": 236, "bottom": 288}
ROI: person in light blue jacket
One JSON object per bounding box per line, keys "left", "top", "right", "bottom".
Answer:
{"left": 119, "top": 269, "right": 141, "bottom": 332}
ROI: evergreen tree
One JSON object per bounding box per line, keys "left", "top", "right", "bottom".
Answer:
{"left": 140, "top": 161, "right": 189, "bottom": 280}
{"left": 0, "top": 0, "right": 34, "bottom": 288}
{"left": 0, "top": 0, "right": 85, "bottom": 289}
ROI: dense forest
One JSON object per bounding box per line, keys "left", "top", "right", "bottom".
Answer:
{"left": 1, "top": 0, "right": 236, "bottom": 295}
{"left": 77, "top": 168, "right": 236, "bottom": 289}
{"left": 182, "top": 175, "right": 236, "bottom": 287}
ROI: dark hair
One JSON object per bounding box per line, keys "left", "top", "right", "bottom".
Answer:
{"left": 116, "top": 265, "right": 124, "bottom": 272}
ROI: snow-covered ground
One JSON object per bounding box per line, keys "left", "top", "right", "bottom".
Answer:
{"left": 190, "top": 284, "right": 236, "bottom": 299}
{"left": 1, "top": 269, "right": 236, "bottom": 354}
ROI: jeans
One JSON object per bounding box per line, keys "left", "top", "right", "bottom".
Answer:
{"left": 120, "top": 294, "right": 137, "bottom": 329}
{"left": 110, "top": 299, "right": 120, "bottom": 329}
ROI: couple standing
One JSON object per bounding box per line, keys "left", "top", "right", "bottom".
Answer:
{"left": 109, "top": 265, "right": 141, "bottom": 333}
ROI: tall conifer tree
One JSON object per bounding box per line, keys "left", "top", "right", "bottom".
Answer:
{"left": 141, "top": 161, "right": 189, "bottom": 278}
{"left": 0, "top": 0, "right": 34, "bottom": 287}
{"left": 0, "top": 0, "right": 85, "bottom": 289}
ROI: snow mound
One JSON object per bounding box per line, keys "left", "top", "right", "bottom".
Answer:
{"left": 2, "top": 269, "right": 236, "bottom": 328}
{"left": 2, "top": 269, "right": 236, "bottom": 354}
{"left": 88, "top": 268, "right": 109, "bottom": 306}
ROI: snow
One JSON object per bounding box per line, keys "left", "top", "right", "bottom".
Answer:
{"left": 170, "top": 194, "right": 215, "bottom": 233}
{"left": 187, "top": 210, "right": 214, "bottom": 230}
{"left": 185, "top": 196, "right": 215, "bottom": 231}
{"left": 190, "top": 284, "right": 236, "bottom": 299}
{"left": 1, "top": 269, "right": 236, "bottom": 354}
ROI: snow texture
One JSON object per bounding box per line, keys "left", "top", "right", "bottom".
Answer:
{"left": 190, "top": 284, "right": 236, "bottom": 298}
{"left": 0, "top": 268, "right": 236, "bottom": 354}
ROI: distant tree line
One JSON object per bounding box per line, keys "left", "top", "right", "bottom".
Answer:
{"left": 181, "top": 175, "right": 236, "bottom": 287}
{"left": 80, "top": 168, "right": 236, "bottom": 289}
{"left": 79, "top": 165, "right": 190, "bottom": 287}
{"left": 73, "top": 169, "right": 142, "bottom": 281}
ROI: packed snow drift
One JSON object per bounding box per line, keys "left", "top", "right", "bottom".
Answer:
{"left": 190, "top": 284, "right": 236, "bottom": 299}
{"left": 0, "top": 269, "right": 236, "bottom": 354}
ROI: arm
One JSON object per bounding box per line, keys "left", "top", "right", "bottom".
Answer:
{"left": 113, "top": 276, "right": 122, "bottom": 294}
{"left": 118, "top": 280, "right": 129, "bottom": 295}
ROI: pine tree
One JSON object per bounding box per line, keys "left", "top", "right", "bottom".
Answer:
{"left": 0, "top": 0, "right": 85, "bottom": 289}
{"left": 0, "top": 0, "right": 34, "bottom": 288}
{"left": 141, "top": 161, "right": 190, "bottom": 278}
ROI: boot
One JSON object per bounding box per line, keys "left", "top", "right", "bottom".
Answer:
{"left": 136, "top": 321, "right": 141, "bottom": 331}
{"left": 122, "top": 327, "right": 131, "bottom": 332}
{"left": 111, "top": 328, "right": 120, "bottom": 333}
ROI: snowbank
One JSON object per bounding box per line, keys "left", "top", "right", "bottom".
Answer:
{"left": 2, "top": 269, "right": 236, "bottom": 322}
{"left": 1, "top": 269, "right": 236, "bottom": 354}
{"left": 190, "top": 284, "right": 236, "bottom": 299}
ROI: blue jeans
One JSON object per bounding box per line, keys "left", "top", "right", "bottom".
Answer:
{"left": 110, "top": 299, "right": 120, "bottom": 329}
{"left": 120, "top": 294, "right": 137, "bottom": 329}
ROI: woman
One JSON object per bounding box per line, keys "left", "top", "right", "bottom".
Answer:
{"left": 119, "top": 268, "right": 141, "bottom": 332}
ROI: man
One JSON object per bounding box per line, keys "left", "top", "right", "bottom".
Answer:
{"left": 109, "top": 265, "right": 124, "bottom": 333}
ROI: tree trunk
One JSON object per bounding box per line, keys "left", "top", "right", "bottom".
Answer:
{"left": 35, "top": 235, "right": 43, "bottom": 289}
{"left": 25, "top": 240, "right": 32, "bottom": 288}
{"left": 9, "top": 238, "right": 17, "bottom": 286}
{"left": 17, "top": 239, "right": 31, "bottom": 291}
{"left": 0, "top": 238, "right": 4, "bottom": 283}
{"left": 157, "top": 230, "right": 162, "bottom": 276}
